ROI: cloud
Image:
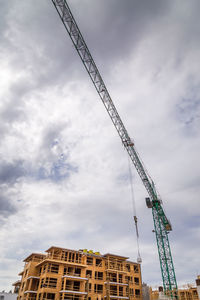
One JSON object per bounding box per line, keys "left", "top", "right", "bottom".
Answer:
{"left": 0, "top": 160, "right": 25, "bottom": 185}
{"left": 0, "top": 194, "right": 17, "bottom": 218}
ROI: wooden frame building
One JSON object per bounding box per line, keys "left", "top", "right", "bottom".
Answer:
{"left": 16, "top": 246, "right": 142, "bottom": 300}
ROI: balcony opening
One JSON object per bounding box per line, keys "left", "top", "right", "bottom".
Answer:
{"left": 110, "top": 285, "right": 117, "bottom": 296}
{"left": 73, "top": 281, "right": 80, "bottom": 291}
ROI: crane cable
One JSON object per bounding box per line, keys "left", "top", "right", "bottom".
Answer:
{"left": 128, "top": 155, "right": 142, "bottom": 264}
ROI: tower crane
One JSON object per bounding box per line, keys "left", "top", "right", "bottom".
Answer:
{"left": 51, "top": 0, "right": 178, "bottom": 296}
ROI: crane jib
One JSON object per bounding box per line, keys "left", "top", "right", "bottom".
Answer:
{"left": 51, "top": 0, "right": 178, "bottom": 296}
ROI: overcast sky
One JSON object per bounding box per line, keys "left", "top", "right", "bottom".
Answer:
{"left": 0, "top": 0, "right": 200, "bottom": 292}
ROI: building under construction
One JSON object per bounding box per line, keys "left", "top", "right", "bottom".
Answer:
{"left": 150, "top": 278, "right": 200, "bottom": 300}
{"left": 14, "top": 246, "right": 142, "bottom": 300}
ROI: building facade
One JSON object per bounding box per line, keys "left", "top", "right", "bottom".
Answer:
{"left": 15, "top": 246, "right": 142, "bottom": 300}
{"left": 150, "top": 285, "right": 199, "bottom": 300}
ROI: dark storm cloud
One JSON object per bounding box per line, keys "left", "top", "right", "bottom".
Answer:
{"left": 67, "top": 0, "right": 170, "bottom": 66}
{"left": 1, "top": 0, "right": 172, "bottom": 94}
{"left": 0, "top": 194, "right": 17, "bottom": 217}
{"left": 0, "top": 160, "right": 25, "bottom": 185}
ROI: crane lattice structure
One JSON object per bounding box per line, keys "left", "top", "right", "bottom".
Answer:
{"left": 51, "top": 0, "right": 178, "bottom": 296}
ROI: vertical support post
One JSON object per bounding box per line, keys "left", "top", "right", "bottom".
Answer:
{"left": 127, "top": 278, "right": 130, "bottom": 300}
{"left": 85, "top": 274, "right": 89, "bottom": 300}
{"left": 106, "top": 271, "right": 110, "bottom": 300}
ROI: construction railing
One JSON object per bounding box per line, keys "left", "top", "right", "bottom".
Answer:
{"left": 46, "top": 253, "right": 83, "bottom": 264}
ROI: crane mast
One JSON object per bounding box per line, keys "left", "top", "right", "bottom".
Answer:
{"left": 51, "top": 0, "right": 178, "bottom": 296}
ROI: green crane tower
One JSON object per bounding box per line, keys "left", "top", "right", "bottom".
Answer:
{"left": 51, "top": 0, "right": 178, "bottom": 297}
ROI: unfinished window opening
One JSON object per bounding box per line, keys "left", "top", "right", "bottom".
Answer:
{"left": 95, "top": 258, "right": 102, "bottom": 267}
{"left": 31, "top": 279, "right": 39, "bottom": 290}
{"left": 89, "top": 283, "right": 92, "bottom": 292}
{"left": 117, "top": 263, "right": 123, "bottom": 271}
{"left": 67, "top": 267, "right": 74, "bottom": 275}
{"left": 86, "top": 270, "right": 92, "bottom": 278}
{"left": 130, "top": 288, "right": 134, "bottom": 296}
{"left": 42, "top": 264, "right": 47, "bottom": 274}
{"left": 47, "top": 263, "right": 59, "bottom": 274}
{"left": 134, "top": 265, "right": 139, "bottom": 273}
{"left": 61, "top": 251, "right": 68, "bottom": 261}
{"left": 134, "top": 277, "right": 139, "bottom": 285}
{"left": 43, "top": 294, "right": 55, "bottom": 300}
{"left": 95, "top": 271, "right": 103, "bottom": 280}
{"left": 74, "top": 268, "right": 81, "bottom": 277}
{"left": 126, "top": 264, "right": 130, "bottom": 272}
{"left": 119, "top": 286, "right": 123, "bottom": 296}
{"left": 75, "top": 253, "right": 79, "bottom": 263}
{"left": 109, "top": 261, "right": 115, "bottom": 269}
{"left": 135, "top": 289, "right": 141, "bottom": 297}
{"left": 53, "top": 250, "right": 61, "bottom": 260}
{"left": 126, "top": 276, "right": 133, "bottom": 283}
{"left": 109, "top": 273, "right": 117, "bottom": 282}
{"left": 110, "top": 285, "right": 117, "bottom": 296}
{"left": 86, "top": 257, "right": 93, "bottom": 265}
{"left": 73, "top": 281, "right": 80, "bottom": 291}
{"left": 94, "top": 284, "right": 103, "bottom": 293}
{"left": 68, "top": 252, "right": 74, "bottom": 262}
{"left": 66, "top": 280, "right": 73, "bottom": 290}
{"left": 61, "top": 279, "right": 65, "bottom": 290}
{"left": 49, "top": 278, "right": 57, "bottom": 289}
{"left": 119, "top": 274, "right": 123, "bottom": 283}
{"left": 40, "top": 278, "right": 57, "bottom": 289}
